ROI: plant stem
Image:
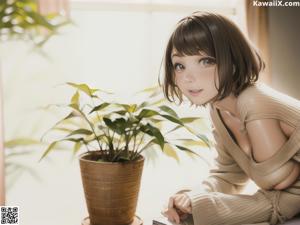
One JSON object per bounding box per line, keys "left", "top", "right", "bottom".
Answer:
{"left": 90, "top": 95, "right": 105, "bottom": 151}
{"left": 78, "top": 109, "right": 102, "bottom": 151}
{"left": 116, "top": 133, "right": 123, "bottom": 150}
{"left": 83, "top": 140, "right": 90, "bottom": 152}
{"left": 135, "top": 132, "right": 145, "bottom": 153}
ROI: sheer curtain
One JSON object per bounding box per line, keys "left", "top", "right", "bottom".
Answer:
{"left": 245, "top": 0, "right": 271, "bottom": 84}
{"left": 38, "top": 0, "right": 70, "bottom": 17}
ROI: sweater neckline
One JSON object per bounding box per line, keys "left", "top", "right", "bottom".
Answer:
{"left": 212, "top": 103, "right": 300, "bottom": 174}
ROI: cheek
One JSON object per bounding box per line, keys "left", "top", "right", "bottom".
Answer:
{"left": 174, "top": 75, "right": 189, "bottom": 95}
{"left": 202, "top": 70, "right": 218, "bottom": 87}
{"left": 174, "top": 74, "right": 183, "bottom": 87}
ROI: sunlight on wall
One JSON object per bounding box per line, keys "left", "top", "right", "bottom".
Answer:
{"left": 0, "top": 1, "right": 254, "bottom": 224}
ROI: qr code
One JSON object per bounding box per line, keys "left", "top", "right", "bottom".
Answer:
{"left": 0, "top": 207, "right": 19, "bottom": 225}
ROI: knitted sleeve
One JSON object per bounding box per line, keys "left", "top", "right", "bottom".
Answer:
{"left": 185, "top": 127, "right": 249, "bottom": 201}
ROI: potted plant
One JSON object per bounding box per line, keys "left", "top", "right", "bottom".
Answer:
{"left": 40, "top": 82, "right": 210, "bottom": 225}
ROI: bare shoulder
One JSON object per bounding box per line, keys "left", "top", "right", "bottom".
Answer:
{"left": 236, "top": 84, "right": 259, "bottom": 105}
{"left": 245, "top": 118, "right": 286, "bottom": 162}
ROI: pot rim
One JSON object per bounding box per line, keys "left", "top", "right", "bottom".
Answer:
{"left": 78, "top": 150, "right": 145, "bottom": 164}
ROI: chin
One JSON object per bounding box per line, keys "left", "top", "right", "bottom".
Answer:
{"left": 193, "top": 98, "right": 213, "bottom": 107}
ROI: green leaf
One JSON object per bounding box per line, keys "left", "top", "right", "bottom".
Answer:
{"left": 178, "top": 139, "right": 208, "bottom": 148}
{"left": 89, "top": 102, "right": 110, "bottom": 114}
{"left": 66, "top": 82, "right": 99, "bottom": 97}
{"left": 5, "top": 138, "right": 41, "bottom": 148}
{"left": 160, "top": 114, "right": 184, "bottom": 126}
{"left": 6, "top": 151, "right": 33, "bottom": 158}
{"left": 159, "top": 105, "right": 178, "bottom": 118}
{"left": 41, "top": 111, "right": 80, "bottom": 141}
{"left": 165, "top": 125, "right": 181, "bottom": 134}
{"left": 61, "top": 138, "right": 84, "bottom": 143}
{"left": 103, "top": 117, "right": 127, "bottom": 135}
{"left": 113, "top": 118, "right": 127, "bottom": 134}
{"left": 181, "top": 117, "right": 200, "bottom": 123}
{"left": 137, "top": 109, "right": 159, "bottom": 119}
{"left": 115, "top": 103, "right": 136, "bottom": 113}
{"left": 149, "top": 118, "right": 163, "bottom": 124}
{"left": 137, "top": 101, "right": 149, "bottom": 110}
{"left": 141, "top": 124, "right": 164, "bottom": 150}
{"left": 139, "top": 86, "right": 159, "bottom": 93}
{"left": 52, "top": 127, "right": 74, "bottom": 133}
{"left": 113, "top": 110, "right": 127, "bottom": 116}
{"left": 163, "top": 143, "right": 179, "bottom": 163}
{"left": 128, "top": 104, "right": 137, "bottom": 113}
{"left": 68, "top": 103, "right": 79, "bottom": 111}
{"left": 103, "top": 117, "right": 114, "bottom": 127}
{"left": 40, "top": 137, "right": 86, "bottom": 161}
{"left": 183, "top": 125, "right": 210, "bottom": 148}
{"left": 176, "top": 144, "right": 210, "bottom": 165}
{"left": 26, "top": 11, "right": 55, "bottom": 30}
{"left": 196, "top": 134, "right": 211, "bottom": 148}
{"left": 39, "top": 141, "right": 58, "bottom": 162}
{"left": 149, "top": 98, "right": 165, "bottom": 106}
{"left": 72, "top": 142, "right": 82, "bottom": 155}
{"left": 138, "top": 138, "right": 156, "bottom": 153}
{"left": 175, "top": 145, "right": 199, "bottom": 157}
{"left": 67, "top": 129, "right": 93, "bottom": 137}
{"left": 135, "top": 86, "right": 161, "bottom": 97}
{"left": 71, "top": 91, "right": 80, "bottom": 105}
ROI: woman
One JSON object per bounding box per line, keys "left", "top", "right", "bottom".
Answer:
{"left": 161, "top": 11, "right": 300, "bottom": 225}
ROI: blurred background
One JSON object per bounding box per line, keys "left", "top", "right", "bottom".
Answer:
{"left": 0, "top": 0, "right": 299, "bottom": 224}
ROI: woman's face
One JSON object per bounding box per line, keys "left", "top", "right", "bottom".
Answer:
{"left": 171, "top": 49, "right": 219, "bottom": 106}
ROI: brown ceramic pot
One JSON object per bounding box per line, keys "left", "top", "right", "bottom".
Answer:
{"left": 79, "top": 151, "right": 144, "bottom": 225}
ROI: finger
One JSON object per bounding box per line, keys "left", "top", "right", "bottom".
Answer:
{"left": 168, "top": 208, "right": 180, "bottom": 224}
{"left": 175, "top": 198, "right": 189, "bottom": 213}
{"left": 168, "top": 196, "right": 174, "bottom": 209}
{"left": 171, "top": 213, "right": 180, "bottom": 224}
{"left": 183, "top": 197, "right": 192, "bottom": 214}
{"left": 174, "top": 195, "right": 186, "bottom": 211}
{"left": 162, "top": 207, "right": 180, "bottom": 224}
{"left": 182, "top": 199, "right": 192, "bottom": 214}
{"left": 161, "top": 208, "right": 167, "bottom": 217}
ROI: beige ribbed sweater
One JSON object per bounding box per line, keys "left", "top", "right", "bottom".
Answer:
{"left": 183, "top": 83, "right": 300, "bottom": 225}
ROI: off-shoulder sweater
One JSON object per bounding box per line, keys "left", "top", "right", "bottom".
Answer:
{"left": 185, "top": 82, "right": 300, "bottom": 225}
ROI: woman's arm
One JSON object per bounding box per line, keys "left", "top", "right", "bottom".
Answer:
{"left": 246, "top": 118, "right": 287, "bottom": 162}
{"left": 199, "top": 127, "right": 250, "bottom": 194}
{"left": 162, "top": 126, "right": 250, "bottom": 223}
{"left": 246, "top": 118, "right": 300, "bottom": 190}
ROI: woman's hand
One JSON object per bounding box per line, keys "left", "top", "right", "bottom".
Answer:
{"left": 161, "top": 193, "right": 192, "bottom": 224}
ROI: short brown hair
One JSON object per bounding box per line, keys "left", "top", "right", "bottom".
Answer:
{"left": 161, "top": 11, "right": 265, "bottom": 105}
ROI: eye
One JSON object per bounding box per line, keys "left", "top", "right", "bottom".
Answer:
{"left": 199, "top": 57, "right": 216, "bottom": 67}
{"left": 173, "top": 63, "right": 184, "bottom": 72}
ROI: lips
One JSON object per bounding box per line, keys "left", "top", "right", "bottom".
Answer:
{"left": 188, "top": 89, "right": 203, "bottom": 96}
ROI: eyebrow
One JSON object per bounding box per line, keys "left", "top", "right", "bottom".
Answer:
{"left": 171, "top": 53, "right": 181, "bottom": 58}
{"left": 171, "top": 53, "right": 213, "bottom": 59}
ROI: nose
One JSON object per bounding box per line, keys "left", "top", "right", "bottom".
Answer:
{"left": 183, "top": 69, "right": 196, "bottom": 82}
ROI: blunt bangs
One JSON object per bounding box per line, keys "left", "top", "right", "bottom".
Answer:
{"left": 171, "top": 16, "right": 215, "bottom": 58}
